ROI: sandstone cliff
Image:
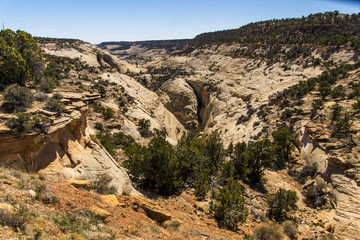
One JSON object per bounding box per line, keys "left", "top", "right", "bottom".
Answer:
{"left": 0, "top": 107, "right": 138, "bottom": 195}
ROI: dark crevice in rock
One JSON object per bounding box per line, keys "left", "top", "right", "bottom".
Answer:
{"left": 185, "top": 80, "right": 203, "bottom": 127}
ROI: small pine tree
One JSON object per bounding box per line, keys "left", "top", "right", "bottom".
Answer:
{"left": 331, "top": 103, "right": 342, "bottom": 122}
{"left": 272, "top": 127, "right": 297, "bottom": 169}
{"left": 211, "top": 178, "right": 248, "bottom": 231}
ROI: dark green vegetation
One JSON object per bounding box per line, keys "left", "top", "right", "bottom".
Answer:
{"left": 93, "top": 104, "right": 115, "bottom": 120}
{"left": 270, "top": 61, "right": 360, "bottom": 145}
{"left": 43, "top": 97, "right": 65, "bottom": 113}
{"left": 211, "top": 178, "right": 248, "bottom": 231}
{"left": 1, "top": 85, "right": 34, "bottom": 112}
{"left": 97, "top": 126, "right": 298, "bottom": 230}
{"left": 5, "top": 113, "right": 50, "bottom": 134}
{"left": 267, "top": 188, "right": 299, "bottom": 221}
{"left": 97, "top": 39, "right": 190, "bottom": 52}
{"left": 191, "top": 12, "right": 360, "bottom": 49}
{"left": 0, "top": 29, "right": 44, "bottom": 88}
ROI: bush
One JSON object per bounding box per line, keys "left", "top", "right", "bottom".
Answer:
{"left": 254, "top": 222, "right": 284, "bottom": 240}
{"left": 331, "top": 85, "right": 346, "bottom": 99}
{"left": 35, "top": 92, "right": 48, "bottom": 102}
{"left": 231, "top": 142, "right": 250, "bottom": 180}
{"left": 92, "top": 174, "right": 117, "bottom": 195}
{"left": 280, "top": 109, "right": 293, "bottom": 121}
{"left": 247, "top": 139, "right": 274, "bottom": 184}
{"left": 52, "top": 92, "right": 63, "bottom": 99}
{"left": 332, "top": 112, "right": 352, "bottom": 138}
{"left": 310, "top": 99, "right": 324, "bottom": 119}
{"left": 282, "top": 220, "right": 298, "bottom": 240}
{"left": 237, "top": 115, "right": 249, "bottom": 124}
{"left": 297, "top": 163, "right": 318, "bottom": 184}
{"left": 348, "top": 82, "right": 360, "bottom": 99}
{"left": 0, "top": 29, "right": 44, "bottom": 88}
{"left": 38, "top": 78, "right": 56, "bottom": 93}
{"left": 138, "top": 118, "right": 152, "bottom": 137}
{"left": 352, "top": 100, "right": 360, "bottom": 111}
{"left": 331, "top": 103, "right": 342, "bottom": 121}
{"left": 96, "top": 130, "right": 135, "bottom": 157}
{"left": 205, "top": 131, "right": 225, "bottom": 174}
{"left": 126, "top": 130, "right": 183, "bottom": 195}
{"left": 272, "top": 127, "right": 297, "bottom": 169}
{"left": 0, "top": 210, "right": 26, "bottom": 232}
{"left": 98, "top": 84, "right": 106, "bottom": 97}
{"left": 211, "top": 178, "right": 248, "bottom": 231}
{"left": 43, "top": 97, "right": 64, "bottom": 113}
{"left": 1, "top": 85, "right": 33, "bottom": 112}
{"left": 101, "top": 107, "right": 114, "bottom": 120}
{"left": 303, "top": 179, "right": 334, "bottom": 208}
{"left": 318, "top": 82, "right": 332, "bottom": 100}
{"left": 193, "top": 170, "right": 211, "bottom": 200}
{"left": 94, "top": 122, "right": 104, "bottom": 131}
{"left": 267, "top": 188, "right": 298, "bottom": 221}
{"left": 5, "top": 113, "right": 50, "bottom": 134}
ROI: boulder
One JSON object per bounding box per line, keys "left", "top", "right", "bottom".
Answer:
{"left": 66, "top": 179, "right": 92, "bottom": 190}
{"left": 89, "top": 206, "right": 110, "bottom": 218}
{"left": 100, "top": 195, "right": 120, "bottom": 207}
{"left": 131, "top": 196, "right": 172, "bottom": 223}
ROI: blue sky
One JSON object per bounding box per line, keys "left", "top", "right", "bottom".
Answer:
{"left": 0, "top": 0, "right": 359, "bottom": 43}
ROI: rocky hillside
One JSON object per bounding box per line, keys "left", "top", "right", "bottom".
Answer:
{"left": 1, "top": 11, "right": 360, "bottom": 240}
{"left": 97, "top": 12, "right": 360, "bottom": 239}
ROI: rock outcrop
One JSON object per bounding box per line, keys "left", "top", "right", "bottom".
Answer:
{"left": 157, "top": 78, "right": 199, "bottom": 130}
{"left": 0, "top": 108, "right": 138, "bottom": 196}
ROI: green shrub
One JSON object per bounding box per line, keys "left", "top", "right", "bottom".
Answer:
{"left": 43, "top": 97, "right": 64, "bottom": 113}
{"left": 247, "top": 139, "right": 274, "bottom": 184}
{"left": 138, "top": 118, "right": 152, "bottom": 137}
{"left": 280, "top": 109, "right": 293, "bottom": 121}
{"left": 97, "top": 130, "right": 117, "bottom": 156}
{"left": 38, "top": 78, "right": 56, "bottom": 93}
{"left": 237, "top": 115, "right": 249, "bottom": 124}
{"left": 1, "top": 85, "right": 33, "bottom": 112}
{"left": 0, "top": 29, "right": 44, "bottom": 88}
{"left": 254, "top": 222, "right": 284, "bottom": 240}
{"left": 348, "top": 82, "right": 360, "bottom": 99}
{"left": 231, "top": 142, "right": 250, "bottom": 180}
{"left": 96, "top": 130, "right": 135, "bottom": 157}
{"left": 126, "top": 130, "right": 183, "bottom": 195}
{"left": 272, "top": 127, "right": 297, "bottom": 169}
{"left": 303, "top": 180, "right": 334, "bottom": 209}
{"left": 352, "top": 100, "right": 360, "bottom": 111}
{"left": 211, "top": 178, "right": 248, "bottom": 231}
{"left": 205, "top": 131, "right": 225, "bottom": 174}
{"left": 332, "top": 112, "right": 352, "bottom": 138}
{"left": 267, "top": 188, "right": 298, "bottom": 221}
{"left": 318, "top": 82, "right": 332, "bottom": 100}
{"left": 94, "top": 122, "right": 104, "bottom": 131}
{"left": 98, "top": 84, "right": 106, "bottom": 97}
{"left": 101, "top": 107, "right": 114, "bottom": 119}
{"left": 331, "top": 85, "right": 346, "bottom": 99}
{"left": 193, "top": 170, "right": 211, "bottom": 200}
{"left": 5, "top": 112, "right": 50, "bottom": 134}
{"left": 297, "top": 163, "right": 318, "bottom": 184}
{"left": 310, "top": 99, "right": 324, "bottom": 119}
